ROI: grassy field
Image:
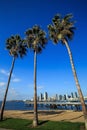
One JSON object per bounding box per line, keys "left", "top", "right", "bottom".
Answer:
{"left": 0, "top": 118, "right": 85, "bottom": 130}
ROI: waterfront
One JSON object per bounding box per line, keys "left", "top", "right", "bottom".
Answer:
{"left": 0, "top": 100, "right": 86, "bottom": 123}
{"left": 0, "top": 100, "right": 87, "bottom": 111}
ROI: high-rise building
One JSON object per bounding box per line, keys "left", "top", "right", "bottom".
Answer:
{"left": 58, "top": 95, "right": 62, "bottom": 101}
{"left": 63, "top": 94, "right": 66, "bottom": 100}
{"left": 55, "top": 94, "right": 58, "bottom": 101}
{"left": 44, "top": 92, "right": 48, "bottom": 101}
{"left": 40, "top": 93, "right": 43, "bottom": 101}
{"left": 74, "top": 92, "right": 78, "bottom": 98}
{"left": 71, "top": 92, "right": 74, "bottom": 98}
{"left": 65, "top": 94, "right": 68, "bottom": 100}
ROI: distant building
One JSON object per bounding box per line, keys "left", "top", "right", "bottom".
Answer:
{"left": 37, "top": 91, "right": 79, "bottom": 102}
{"left": 65, "top": 94, "right": 69, "bottom": 100}
{"left": 55, "top": 94, "right": 58, "bottom": 101}
{"left": 58, "top": 95, "right": 62, "bottom": 101}
{"left": 71, "top": 92, "right": 74, "bottom": 98}
{"left": 63, "top": 94, "right": 66, "bottom": 100}
{"left": 44, "top": 92, "right": 48, "bottom": 101}
{"left": 74, "top": 92, "right": 78, "bottom": 98}
{"left": 40, "top": 93, "right": 43, "bottom": 101}
{"left": 37, "top": 96, "right": 39, "bottom": 101}
{"left": 48, "top": 97, "right": 51, "bottom": 101}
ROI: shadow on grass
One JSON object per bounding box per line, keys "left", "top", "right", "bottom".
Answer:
{"left": 0, "top": 118, "right": 85, "bottom": 130}
{"left": 28, "top": 120, "right": 49, "bottom": 128}
{"left": 39, "top": 120, "right": 48, "bottom": 125}
{"left": 80, "top": 125, "right": 85, "bottom": 130}
{"left": 0, "top": 118, "right": 12, "bottom": 122}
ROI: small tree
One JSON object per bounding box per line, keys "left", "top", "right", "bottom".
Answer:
{"left": 25, "top": 25, "right": 47, "bottom": 127}
{"left": 48, "top": 14, "right": 87, "bottom": 130}
{"left": 0, "top": 35, "right": 27, "bottom": 121}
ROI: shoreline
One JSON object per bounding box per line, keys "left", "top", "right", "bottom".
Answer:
{"left": 4, "top": 110, "right": 84, "bottom": 123}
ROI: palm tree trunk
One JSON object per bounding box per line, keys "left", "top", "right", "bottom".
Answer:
{"left": 33, "top": 51, "right": 38, "bottom": 127}
{"left": 0, "top": 57, "right": 15, "bottom": 121}
{"left": 64, "top": 39, "right": 87, "bottom": 130}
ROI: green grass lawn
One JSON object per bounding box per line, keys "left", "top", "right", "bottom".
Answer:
{"left": 0, "top": 118, "right": 85, "bottom": 130}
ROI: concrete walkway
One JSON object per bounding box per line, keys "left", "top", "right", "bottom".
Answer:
{"left": 0, "top": 128, "right": 12, "bottom": 130}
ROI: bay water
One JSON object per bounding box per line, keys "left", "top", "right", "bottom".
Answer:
{"left": 0, "top": 100, "right": 87, "bottom": 111}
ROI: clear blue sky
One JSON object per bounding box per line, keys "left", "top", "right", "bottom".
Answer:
{"left": 0, "top": 0, "right": 87, "bottom": 100}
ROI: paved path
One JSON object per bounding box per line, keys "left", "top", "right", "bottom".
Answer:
{"left": 0, "top": 128, "right": 12, "bottom": 130}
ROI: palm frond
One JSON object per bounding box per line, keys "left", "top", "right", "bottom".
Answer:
{"left": 48, "top": 13, "right": 75, "bottom": 44}
{"left": 63, "top": 13, "right": 73, "bottom": 21}
{"left": 25, "top": 25, "right": 47, "bottom": 53}
{"left": 6, "top": 35, "right": 27, "bottom": 58}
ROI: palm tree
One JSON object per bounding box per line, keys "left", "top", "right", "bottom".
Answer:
{"left": 0, "top": 35, "right": 27, "bottom": 121}
{"left": 25, "top": 25, "right": 47, "bottom": 127}
{"left": 48, "top": 14, "right": 87, "bottom": 130}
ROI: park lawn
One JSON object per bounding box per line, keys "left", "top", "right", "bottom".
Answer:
{"left": 0, "top": 118, "right": 85, "bottom": 130}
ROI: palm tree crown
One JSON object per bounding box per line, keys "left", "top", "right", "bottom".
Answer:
{"left": 25, "top": 25, "right": 47, "bottom": 53}
{"left": 6, "top": 35, "right": 27, "bottom": 58}
{"left": 48, "top": 14, "right": 75, "bottom": 44}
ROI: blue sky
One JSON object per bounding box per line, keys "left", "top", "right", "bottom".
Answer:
{"left": 0, "top": 0, "right": 87, "bottom": 100}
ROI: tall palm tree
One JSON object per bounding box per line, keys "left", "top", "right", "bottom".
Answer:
{"left": 25, "top": 25, "right": 47, "bottom": 127}
{"left": 0, "top": 35, "right": 27, "bottom": 121}
{"left": 48, "top": 14, "right": 87, "bottom": 130}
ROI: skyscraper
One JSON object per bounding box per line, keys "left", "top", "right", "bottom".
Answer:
{"left": 63, "top": 94, "right": 67, "bottom": 100}
{"left": 55, "top": 94, "right": 58, "bottom": 101}
{"left": 74, "top": 92, "right": 78, "bottom": 98}
{"left": 71, "top": 92, "right": 74, "bottom": 98}
{"left": 58, "top": 95, "right": 62, "bottom": 101}
{"left": 44, "top": 92, "right": 48, "bottom": 101}
{"left": 40, "top": 93, "right": 43, "bottom": 101}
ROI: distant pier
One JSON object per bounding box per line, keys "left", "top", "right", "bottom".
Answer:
{"left": 24, "top": 100, "right": 87, "bottom": 105}
{"left": 24, "top": 100, "right": 87, "bottom": 110}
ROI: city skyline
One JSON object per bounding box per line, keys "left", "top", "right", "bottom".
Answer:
{"left": 0, "top": 0, "right": 87, "bottom": 100}
{"left": 30, "top": 91, "right": 79, "bottom": 101}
